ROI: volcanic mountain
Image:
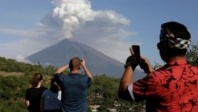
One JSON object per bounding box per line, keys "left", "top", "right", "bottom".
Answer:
{"left": 26, "top": 39, "right": 125, "bottom": 77}
{"left": 27, "top": 39, "right": 145, "bottom": 78}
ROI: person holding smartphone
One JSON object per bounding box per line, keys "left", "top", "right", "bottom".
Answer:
{"left": 54, "top": 57, "right": 93, "bottom": 112}
{"left": 118, "top": 21, "right": 198, "bottom": 112}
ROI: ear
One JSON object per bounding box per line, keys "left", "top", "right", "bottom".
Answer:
{"left": 159, "top": 45, "right": 168, "bottom": 62}
{"left": 163, "top": 46, "right": 168, "bottom": 52}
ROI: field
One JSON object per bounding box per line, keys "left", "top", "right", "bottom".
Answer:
{"left": 0, "top": 71, "right": 24, "bottom": 77}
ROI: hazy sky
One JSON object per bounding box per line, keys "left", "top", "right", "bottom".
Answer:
{"left": 0, "top": 0, "right": 198, "bottom": 65}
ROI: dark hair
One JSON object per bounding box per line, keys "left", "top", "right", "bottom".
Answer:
{"left": 31, "top": 73, "right": 43, "bottom": 88}
{"left": 69, "top": 57, "right": 81, "bottom": 70}
{"left": 50, "top": 78, "right": 60, "bottom": 93}
{"left": 161, "top": 21, "right": 191, "bottom": 40}
{"left": 160, "top": 21, "right": 191, "bottom": 56}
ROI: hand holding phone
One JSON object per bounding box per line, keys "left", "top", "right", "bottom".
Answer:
{"left": 131, "top": 45, "right": 140, "bottom": 62}
{"left": 125, "top": 45, "right": 140, "bottom": 68}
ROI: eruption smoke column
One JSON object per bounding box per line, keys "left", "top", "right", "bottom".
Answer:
{"left": 0, "top": 0, "right": 133, "bottom": 63}
{"left": 52, "top": 0, "right": 94, "bottom": 39}
{"left": 37, "top": 0, "right": 132, "bottom": 62}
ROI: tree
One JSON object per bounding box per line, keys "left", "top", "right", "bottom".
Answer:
{"left": 186, "top": 42, "right": 198, "bottom": 66}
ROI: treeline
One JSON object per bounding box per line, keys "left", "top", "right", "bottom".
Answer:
{"left": 186, "top": 42, "right": 198, "bottom": 66}
{"left": 0, "top": 57, "right": 56, "bottom": 76}
{"left": 0, "top": 57, "right": 56, "bottom": 112}
{"left": 0, "top": 42, "right": 197, "bottom": 112}
{"left": 0, "top": 56, "right": 145, "bottom": 112}
{"left": 0, "top": 75, "right": 29, "bottom": 112}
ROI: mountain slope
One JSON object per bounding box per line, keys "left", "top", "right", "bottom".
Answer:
{"left": 27, "top": 39, "right": 126, "bottom": 77}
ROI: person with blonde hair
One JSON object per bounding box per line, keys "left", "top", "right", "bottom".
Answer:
{"left": 54, "top": 57, "right": 93, "bottom": 112}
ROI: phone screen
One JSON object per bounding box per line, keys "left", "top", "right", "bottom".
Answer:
{"left": 132, "top": 45, "right": 140, "bottom": 60}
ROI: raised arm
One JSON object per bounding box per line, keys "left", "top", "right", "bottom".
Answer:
{"left": 55, "top": 64, "right": 69, "bottom": 74}
{"left": 119, "top": 65, "right": 134, "bottom": 93}
{"left": 81, "top": 59, "right": 93, "bottom": 80}
{"left": 118, "top": 55, "right": 138, "bottom": 100}
{"left": 139, "top": 57, "right": 154, "bottom": 74}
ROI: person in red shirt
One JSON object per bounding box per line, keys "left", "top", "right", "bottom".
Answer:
{"left": 118, "top": 21, "right": 198, "bottom": 112}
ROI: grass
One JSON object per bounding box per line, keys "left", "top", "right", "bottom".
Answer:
{"left": 0, "top": 71, "right": 24, "bottom": 77}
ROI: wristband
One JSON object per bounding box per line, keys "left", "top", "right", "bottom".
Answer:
{"left": 124, "top": 63, "right": 131, "bottom": 68}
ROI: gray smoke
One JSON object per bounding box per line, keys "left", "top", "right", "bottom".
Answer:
{"left": 0, "top": 0, "right": 137, "bottom": 63}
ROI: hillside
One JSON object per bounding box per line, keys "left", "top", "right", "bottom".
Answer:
{"left": 27, "top": 39, "right": 125, "bottom": 77}
{"left": 0, "top": 56, "right": 146, "bottom": 112}
{"left": 26, "top": 39, "right": 145, "bottom": 79}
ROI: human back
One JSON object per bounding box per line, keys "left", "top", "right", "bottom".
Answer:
{"left": 143, "top": 61, "right": 198, "bottom": 111}
{"left": 25, "top": 73, "right": 47, "bottom": 112}
{"left": 118, "top": 21, "right": 198, "bottom": 112}
{"left": 54, "top": 57, "right": 93, "bottom": 112}
{"left": 59, "top": 74, "right": 91, "bottom": 112}
{"left": 41, "top": 78, "right": 61, "bottom": 112}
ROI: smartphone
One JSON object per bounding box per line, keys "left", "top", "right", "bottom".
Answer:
{"left": 132, "top": 45, "right": 140, "bottom": 61}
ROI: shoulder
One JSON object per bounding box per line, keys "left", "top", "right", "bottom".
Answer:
{"left": 54, "top": 73, "right": 65, "bottom": 81}
{"left": 26, "top": 88, "right": 31, "bottom": 91}
{"left": 78, "top": 74, "right": 89, "bottom": 79}
{"left": 136, "top": 69, "right": 167, "bottom": 85}
{"left": 26, "top": 87, "right": 34, "bottom": 92}
{"left": 41, "top": 87, "right": 47, "bottom": 90}
{"left": 148, "top": 68, "right": 170, "bottom": 82}
{"left": 54, "top": 73, "right": 63, "bottom": 77}
{"left": 42, "top": 89, "right": 50, "bottom": 95}
{"left": 26, "top": 88, "right": 32, "bottom": 95}
{"left": 187, "top": 64, "right": 198, "bottom": 73}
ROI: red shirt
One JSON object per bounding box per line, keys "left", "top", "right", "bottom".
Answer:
{"left": 133, "top": 58, "right": 198, "bottom": 112}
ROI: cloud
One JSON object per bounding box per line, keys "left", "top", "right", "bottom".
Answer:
{"left": 42, "top": 0, "right": 137, "bottom": 62}
{"left": 0, "top": 28, "right": 29, "bottom": 36}
{"left": 0, "top": 0, "right": 138, "bottom": 63}
{"left": 15, "top": 55, "right": 31, "bottom": 63}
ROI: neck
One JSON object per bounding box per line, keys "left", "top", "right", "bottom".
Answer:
{"left": 166, "top": 55, "right": 185, "bottom": 63}
{"left": 70, "top": 69, "right": 79, "bottom": 74}
{"left": 35, "top": 82, "right": 41, "bottom": 88}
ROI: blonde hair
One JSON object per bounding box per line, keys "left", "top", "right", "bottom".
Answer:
{"left": 69, "top": 57, "right": 81, "bottom": 71}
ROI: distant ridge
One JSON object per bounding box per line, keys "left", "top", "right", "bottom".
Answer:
{"left": 27, "top": 39, "right": 125, "bottom": 77}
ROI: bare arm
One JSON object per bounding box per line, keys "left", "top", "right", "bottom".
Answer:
{"left": 118, "top": 65, "right": 134, "bottom": 101}
{"left": 55, "top": 64, "right": 69, "bottom": 74}
{"left": 118, "top": 49, "right": 138, "bottom": 100}
{"left": 81, "top": 59, "right": 93, "bottom": 80}
{"left": 119, "top": 66, "right": 134, "bottom": 92}
{"left": 118, "top": 56, "right": 154, "bottom": 101}
{"left": 25, "top": 100, "right": 30, "bottom": 109}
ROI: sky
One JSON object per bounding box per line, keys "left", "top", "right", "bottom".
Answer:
{"left": 0, "top": 0, "right": 198, "bottom": 65}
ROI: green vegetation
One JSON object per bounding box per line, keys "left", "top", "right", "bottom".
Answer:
{"left": 0, "top": 56, "right": 145, "bottom": 112}
{"left": 186, "top": 42, "right": 198, "bottom": 66}
{"left": 0, "top": 42, "right": 197, "bottom": 112}
{"left": 0, "top": 75, "right": 29, "bottom": 112}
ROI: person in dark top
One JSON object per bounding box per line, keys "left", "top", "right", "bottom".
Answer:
{"left": 118, "top": 21, "right": 198, "bottom": 112}
{"left": 54, "top": 57, "right": 93, "bottom": 112}
{"left": 25, "top": 73, "right": 47, "bottom": 112}
{"left": 41, "top": 78, "right": 61, "bottom": 112}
